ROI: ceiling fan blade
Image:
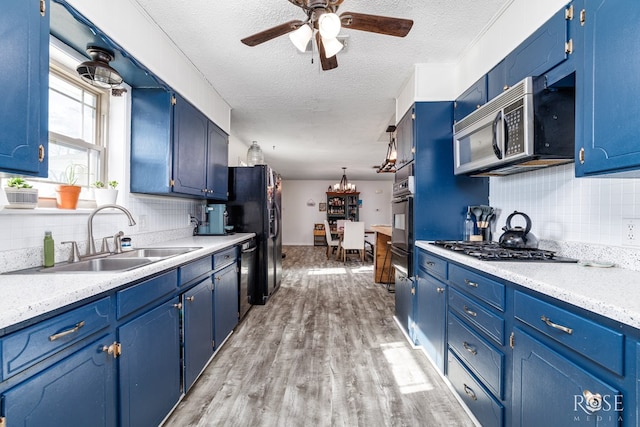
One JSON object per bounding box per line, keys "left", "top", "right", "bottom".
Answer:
{"left": 339, "top": 12, "right": 413, "bottom": 37}
{"left": 241, "top": 20, "right": 306, "bottom": 46}
{"left": 315, "top": 33, "right": 338, "bottom": 71}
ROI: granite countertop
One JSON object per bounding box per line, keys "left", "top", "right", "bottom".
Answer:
{"left": 0, "top": 233, "right": 254, "bottom": 333}
{"left": 416, "top": 241, "right": 640, "bottom": 330}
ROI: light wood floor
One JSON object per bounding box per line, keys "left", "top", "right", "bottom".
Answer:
{"left": 164, "top": 246, "right": 474, "bottom": 426}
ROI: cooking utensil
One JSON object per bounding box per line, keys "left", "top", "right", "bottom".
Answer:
{"left": 498, "top": 211, "right": 539, "bottom": 249}
{"left": 471, "top": 206, "right": 483, "bottom": 225}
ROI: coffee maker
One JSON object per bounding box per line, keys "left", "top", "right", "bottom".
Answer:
{"left": 197, "top": 204, "right": 228, "bottom": 235}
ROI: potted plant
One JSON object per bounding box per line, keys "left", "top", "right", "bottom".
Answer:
{"left": 4, "top": 177, "right": 38, "bottom": 209}
{"left": 55, "top": 165, "right": 83, "bottom": 209}
{"left": 92, "top": 180, "right": 119, "bottom": 206}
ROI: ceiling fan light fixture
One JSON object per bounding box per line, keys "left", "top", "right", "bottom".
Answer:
{"left": 322, "top": 36, "right": 343, "bottom": 58}
{"left": 76, "top": 46, "right": 123, "bottom": 88}
{"left": 318, "top": 12, "right": 341, "bottom": 39}
{"left": 289, "top": 24, "right": 313, "bottom": 52}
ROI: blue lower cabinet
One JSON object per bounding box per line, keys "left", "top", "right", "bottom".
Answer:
{"left": 511, "top": 327, "right": 621, "bottom": 427}
{"left": 448, "top": 349, "right": 504, "bottom": 427}
{"left": 414, "top": 271, "right": 446, "bottom": 372}
{"left": 183, "top": 278, "right": 214, "bottom": 392}
{"left": 394, "top": 272, "right": 414, "bottom": 338}
{"left": 118, "top": 298, "right": 181, "bottom": 427}
{"left": 213, "top": 262, "right": 239, "bottom": 349}
{"left": 1, "top": 333, "right": 117, "bottom": 427}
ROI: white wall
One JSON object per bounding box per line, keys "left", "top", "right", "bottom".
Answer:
{"left": 282, "top": 180, "right": 393, "bottom": 246}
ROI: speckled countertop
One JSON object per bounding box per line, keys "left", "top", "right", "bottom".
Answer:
{"left": 0, "top": 233, "right": 254, "bottom": 333}
{"left": 416, "top": 241, "right": 640, "bottom": 330}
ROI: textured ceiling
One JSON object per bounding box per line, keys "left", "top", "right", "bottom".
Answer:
{"left": 131, "top": 0, "right": 510, "bottom": 180}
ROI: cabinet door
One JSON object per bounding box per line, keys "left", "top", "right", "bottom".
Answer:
{"left": 394, "top": 272, "right": 414, "bottom": 338}
{"left": 207, "top": 121, "right": 229, "bottom": 200}
{"left": 213, "top": 262, "right": 239, "bottom": 349}
{"left": 0, "top": 0, "right": 49, "bottom": 177}
{"left": 414, "top": 271, "right": 446, "bottom": 372}
{"left": 395, "top": 107, "right": 414, "bottom": 169}
{"left": 454, "top": 76, "right": 487, "bottom": 122}
{"left": 512, "top": 328, "right": 622, "bottom": 427}
{"left": 119, "top": 298, "right": 181, "bottom": 427}
{"left": 2, "top": 333, "right": 116, "bottom": 427}
{"left": 183, "top": 278, "right": 214, "bottom": 392}
{"left": 172, "top": 94, "right": 209, "bottom": 197}
{"left": 580, "top": 0, "right": 640, "bottom": 175}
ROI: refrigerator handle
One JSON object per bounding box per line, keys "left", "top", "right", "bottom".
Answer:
{"left": 273, "top": 202, "right": 281, "bottom": 239}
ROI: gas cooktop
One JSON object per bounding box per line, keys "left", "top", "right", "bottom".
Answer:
{"left": 431, "top": 241, "right": 578, "bottom": 263}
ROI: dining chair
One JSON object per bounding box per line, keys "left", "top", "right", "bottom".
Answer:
{"left": 323, "top": 220, "right": 340, "bottom": 259}
{"left": 340, "top": 221, "right": 365, "bottom": 262}
{"left": 336, "top": 219, "right": 350, "bottom": 231}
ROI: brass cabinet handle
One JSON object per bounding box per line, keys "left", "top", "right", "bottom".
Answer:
{"left": 49, "top": 321, "right": 85, "bottom": 341}
{"left": 102, "top": 342, "right": 122, "bottom": 358}
{"left": 582, "top": 390, "right": 603, "bottom": 412}
{"left": 186, "top": 296, "right": 195, "bottom": 302}
{"left": 464, "top": 279, "right": 478, "bottom": 288}
{"left": 436, "top": 287, "right": 445, "bottom": 294}
{"left": 463, "top": 384, "right": 477, "bottom": 401}
{"left": 38, "top": 144, "right": 45, "bottom": 162}
{"left": 463, "top": 341, "right": 477, "bottom": 356}
{"left": 541, "top": 315, "right": 573, "bottom": 335}
{"left": 463, "top": 305, "right": 477, "bottom": 317}
{"left": 173, "top": 302, "right": 183, "bottom": 310}
{"left": 40, "top": 0, "right": 46, "bottom": 16}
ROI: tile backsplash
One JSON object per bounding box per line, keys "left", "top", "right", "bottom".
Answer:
{"left": 490, "top": 163, "right": 640, "bottom": 269}
{"left": 0, "top": 193, "right": 201, "bottom": 273}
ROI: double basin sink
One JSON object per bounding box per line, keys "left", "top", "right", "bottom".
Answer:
{"left": 34, "top": 247, "right": 202, "bottom": 273}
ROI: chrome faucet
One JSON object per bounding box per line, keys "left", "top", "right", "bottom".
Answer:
{"left": 87, "top": 204, "right": 136, "bottom": 256}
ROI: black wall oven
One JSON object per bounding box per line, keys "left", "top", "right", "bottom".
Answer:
{"left": 391, "top": 164, "right": 414, "bottom": 279}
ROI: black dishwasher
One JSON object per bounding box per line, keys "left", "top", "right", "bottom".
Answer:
{"left": 239, "top": 238, "right": 257, "bottom": 320}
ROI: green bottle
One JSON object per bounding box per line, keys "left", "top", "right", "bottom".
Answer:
{"left": 44, "top": 231, "right": 54, "bottom": 268}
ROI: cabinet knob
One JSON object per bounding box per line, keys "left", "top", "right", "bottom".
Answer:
{"left": 186, "top": 296, "right": 195, "bottom": 302}
{"left": 173, "top": 302, "right": 183, "bottom": 310}
{"left": 436, "top": 287, "right": 445, "bottom": 294}
{"left": 582, "top": 390, "right": 603, "bottom": 412}
{"left": 102, "top": 342, "right": 122, "bottom": 358}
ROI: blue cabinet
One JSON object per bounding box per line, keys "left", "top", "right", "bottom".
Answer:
{"left": 395, "top": 107, "right": 414, "bottom": 170}
{"left": 1, "top": 332, "right": 117, "bottom": 427}
{"left": 131, "top": 89, "right": 229, "bottom": 199}
{"left": 213, "top": 262, "right": 239, "bottom": 349}
{"left": 578, "top": 0, "right": 640, "bottom": 176}
{"left": 454, "top": 76, "right": 487, "bottom": 122}
{"left": 0, "top": 0, "right": 49, "bottom": 177}
{"left": 394, "top": 273, "right": 414, "bottom": 338}
{"left": 183, "top": 278, "right": 214, "bottom": 392}
{"left": 487, "top": 5, "right": 570, "bottom": 100}
{"left": 512, "top": 328, "right": 621, "bottom": 427}
{"left": 118, "top": 298, "right": 181, "bottom": 427}
{"left": 414, "top": 268, "right": 446, "bottom": 371}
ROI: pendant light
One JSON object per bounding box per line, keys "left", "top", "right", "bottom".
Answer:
{"left": 246, "top": 141, "right": 264, "bottom": 166}
{"left": 76, "top": 46, "right": 123, "bottom": 88}
{"left": 377, "top": 125, "right": 397, "bottom": 173}
{"left": 333, "top": 167, "right": 355, "bottom": 192}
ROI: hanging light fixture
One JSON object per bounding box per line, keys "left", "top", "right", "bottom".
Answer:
{"left": 333, "top": 167, "right": 356, "bottom": 192}
{"left": 246, "top": 141, "right": 264, "bottom": 166}
{"left": 289, "top": 24, "right": 313, "bottom": 52}
{"left": 377, "top": 125, "right": 397, "bottom": 173}
{"left": 76, "top": 46, "right": 123, "bottom": 88}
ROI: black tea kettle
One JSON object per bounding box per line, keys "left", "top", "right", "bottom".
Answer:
{"left": 498, "top": 211, "right": 539, "bottom": 249}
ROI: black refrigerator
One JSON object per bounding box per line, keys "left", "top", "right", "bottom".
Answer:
{"left": 227, "top": 165, "right": 282, "bottom": 305}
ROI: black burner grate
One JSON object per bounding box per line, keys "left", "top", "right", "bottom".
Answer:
{"left": 431, "top": 241, "right": 578, "bottom": 263}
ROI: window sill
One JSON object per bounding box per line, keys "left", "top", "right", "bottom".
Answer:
{"left": 1, "top": 198, "right": 122, "bottom": 214}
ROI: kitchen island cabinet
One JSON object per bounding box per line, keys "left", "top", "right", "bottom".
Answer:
{"left": 131, "top": 89, "right": 229, "bottom": 200}
{"left": 0, "top": 0, "right": 49, "bottom": 177}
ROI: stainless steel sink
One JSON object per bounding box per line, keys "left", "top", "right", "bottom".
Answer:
{"left": 41, "top": 257, "right": 154, "bottom": 273}
{"left": 111, "top": 247, "right": 202, "bottom": 260}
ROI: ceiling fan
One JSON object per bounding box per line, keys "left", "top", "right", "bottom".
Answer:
{"left": 241, "top": 0, "right": 414, "bottom": 71}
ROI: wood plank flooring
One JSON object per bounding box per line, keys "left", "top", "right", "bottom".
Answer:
{"left": 164, "top": 246, "right": 474, "bottom": 426}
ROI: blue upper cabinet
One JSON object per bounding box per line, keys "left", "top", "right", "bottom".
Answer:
{"left": 395, "top": 107, "right": 415, "bottom": 170}
{"left": 0, "top": 0, "right": 49, "bottom": 177}
{"left": 131, "top": 89, "right": 229, "bottom": 199}
{"left": 454, "top": 76, "right": 487, "bottom": 122}
{"left": 487, "top": 5, "right": 571, "bottom": 100}
{"left": 578, "top": 0, "right": 640, "bottom": 176}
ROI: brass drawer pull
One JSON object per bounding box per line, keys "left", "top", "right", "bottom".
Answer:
{"left": 49, "top": 321, "right": 85, "bottom": 341}
{"left": 463, "top": 305, "right": 477, "bottom": 317}
{"left": 463, "top": 384, "right": 477, "bottom": 401}
{"left": 463, "top": 341, "right": 477, "bottom": 356}
{"left": 541, "top": 315, "right": 573, "bottom": 335}
{"left": 464, "top": 279, "right": 478, "bottom": 288}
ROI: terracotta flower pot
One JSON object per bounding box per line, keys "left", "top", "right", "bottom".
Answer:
{"left": 55, "top": 185, "right": 81, "bottom": 209}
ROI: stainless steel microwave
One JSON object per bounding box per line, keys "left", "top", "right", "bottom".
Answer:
{"left": 453, "top": 76, "right": 575, "bottom": 176}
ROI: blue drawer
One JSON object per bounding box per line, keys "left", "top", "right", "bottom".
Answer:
{"left": 447, "top": 350, "right": 504, "bottom": 427}
{"left": 1, "top": 297, "right": 111, "bottom": 381}
{"left": 448, "top": 313, "right": 504, "bottom": 399}
{"left": 117, "top": 270, "right": 178, "bottom": 319}
{"left": 417, "top": 250, "right": 447, "bottom": 280}
{"left": 214, "top": 246, "right": 237, "bottom": 271}
{"left": 449, "top": 288, "right": 504, "bottom": 345}
{"left": 514, "top": 291, "right": 624, "bottom": 376}
{"left": 179, "top": 256, "right": 212, "bottom": 287}
{"left": 449, "top": 264, "right": 505, "bottom": 311}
